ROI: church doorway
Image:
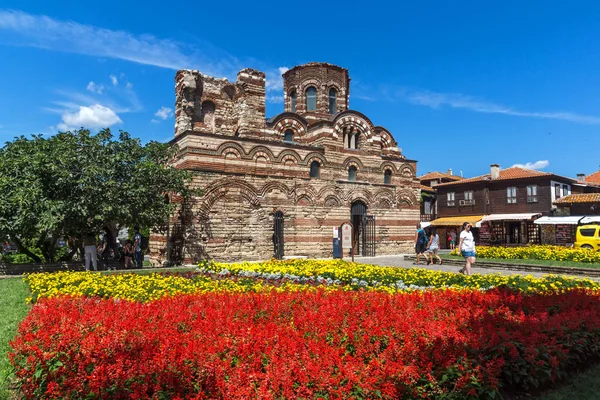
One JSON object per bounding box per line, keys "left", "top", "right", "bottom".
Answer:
{"left": 350, "top": 201, "right": 376, "bottom": 256}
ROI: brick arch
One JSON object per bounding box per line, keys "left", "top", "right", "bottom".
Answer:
{"left": 332, "top": 111, "right": 375, "bottom": 140}
{"left": 296, "top": 194, "right": 314, "bottom": 206}
{"left": 302, "top": 152, "right": 327, "bottom": 167}
{"left": 373, "top": 188, "right": 396, "bottom": 209}
{"left": 345, "top": 188, "right": 374, "bottom": 206}
{"left": 248, "top": 146, "right": 275, "bottom": 162}
{"left": 275, "top": 149, "right": 302, "bottom": 164}
{"left": 379, "top": 161, "right": 398, "bottom": 173}
{"left": 217, "top": 141, "right": 246, "bottom": 157}
{"left": 374, "top": 126, "right": 397, "bottom": 149}
{"left": 324, "top": 195, "right": 343, "bottom": 208}
{"left": 317, "top": 185, "right": 344, "bottom": 202}
{"left": 396, "top": 189, "right": 418, "bottom": 207}
{"left": 376, "top": 198, "right": 394, "bottom": 209}
{"left": 399, "top": 163, "right": 416, "bottom": 178}
{"left": 342, "top": 156, "right": 365, "bottom": 171}
{"left": 199, "top": 178, "right": 261, "bottom": 217}
{"left": 273, "top": 117, "right": 307, "bottom": 140}
{"left": 259, "top": 181, "right": 292, "bottom": 198}
{"left": 294, "top": 183, "right": 318, "bottom": 204}
{"left": 299, "top": 78, "right": 323, "bottom": 95}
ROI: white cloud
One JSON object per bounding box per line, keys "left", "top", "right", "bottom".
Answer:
{"left": 511, "top": 160, "right": 550, "bottom": 170}
{"left": 86, "top": 81, "right": 104, "bottom": 94}
{"left": 399, "top": 88, "right": 600, "bottom": 125}
{"left": 266, "top": 95, "right": 284, "bottom": 104}
{"left": 126, "top": 82, "right": 133, "bottom": 90}
{"left": 0, "top": 10, "right": 242, "bottom": 77}
{"left": 265, "top": 66, "right": 289, "bottom": 93}
{"left": 57, "top": 104, "right": 122, "bottom": 131}
{"left": 109, "top": 74, "right": 118, "bottom": 86}
{"left": 154, "top": 106, "right": 173, "bottom": 120}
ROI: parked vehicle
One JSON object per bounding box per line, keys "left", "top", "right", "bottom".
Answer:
{"left": 574, "top": 224, "right": 600, "bottom": 250}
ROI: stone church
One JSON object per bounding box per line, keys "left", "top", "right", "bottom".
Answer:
{"left": 150, "top": 62, "right": 420, "bottom": 264}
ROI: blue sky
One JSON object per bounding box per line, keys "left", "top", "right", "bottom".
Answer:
{"left": 1, "top": 1, "right": 599, "bottom": 179}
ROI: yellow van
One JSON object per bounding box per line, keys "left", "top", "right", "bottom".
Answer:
{"left": 575, "top": 225, "right": 600, "bottom": 250}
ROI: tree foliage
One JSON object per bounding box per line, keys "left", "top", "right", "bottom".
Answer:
{"left": 0, "top": 129, "right": 192, "bottom": 262}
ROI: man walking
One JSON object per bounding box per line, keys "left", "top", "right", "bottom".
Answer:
{"left": 414, "top": 224, "right": 427, "bottom": 265}
{"left": 83, "top": 232, "right": 98, "bottom": 271}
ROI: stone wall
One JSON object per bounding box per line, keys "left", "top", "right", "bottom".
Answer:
{"left": 151, "top": 62, "right": 420, "bottom": 265}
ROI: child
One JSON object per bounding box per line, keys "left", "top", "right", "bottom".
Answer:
{"left": 123, "top": 240, "right": 135, "bottom": 269}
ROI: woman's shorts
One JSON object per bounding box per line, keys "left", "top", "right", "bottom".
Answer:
{"left": 461, "top": 251, "right": 476, "bottom": 258}
{"left": 428, "top": 247, "right": 438, "bottom": 254}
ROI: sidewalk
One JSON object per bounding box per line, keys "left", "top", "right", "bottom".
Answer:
{"left": 348, "top": 255, "right": 600, "bottom": 281}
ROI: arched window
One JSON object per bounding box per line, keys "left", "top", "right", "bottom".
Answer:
{"left": 306, "top": 87, "right": 317, "bottom": 111}
{"left": 329, "top": 88, "right": 337, "bottom": 114}
{"left": 348, "top": 166, "right": 357, "bottom": 182}
{"left": 309, "top": 161, "right": 320, "bottom": 178}
{"left": 384, "top": 169, "right": 392, "bottom": 184}
{"left": 284, "top": 129, "right": 294, "bottom": 142}
{"left": 290, "top": 90, "right": 297, "bottom": 113}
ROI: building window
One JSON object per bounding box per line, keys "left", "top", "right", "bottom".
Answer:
{"left": 306, "top": 87, "right": 317, "bottom": 111}
{"left": 447, "top": 192, "right": 455, "bottom": 207}
{"left": 555, "top": 184, "right": 561, "bottom": 199}
{"left": 507, "top": 187, "right": 517, "bottom": 204}
{"left": 309, "top": 161, "right": 320, "bottom": 178}
{"left": 284, "top": 129, "right": 294, "bottom": 142}
{"left": 464, "top": 191, "right": 473, "bottom": 201}
{"left": 424, "top": 200, "right": 432, "bottom": 214}
{"left": 290, "top": 90, "right": 297, "bottom": 112}
{"left": 527, "top": 185, "right": 538, "bottom": 203}
{"left": 562, "top": 184, "right": 569, "bottom": 197}
{"left": 329, "top": 88, "right": 337, "bottom": 114}
{"left": 348, "top": 166, "right": 357, "bottom": 182}
{"left": 384, "top": 169, "right": 392, "bottom": 184}
{"left": 344, "top": 130, "right": 360, "bottom": 150}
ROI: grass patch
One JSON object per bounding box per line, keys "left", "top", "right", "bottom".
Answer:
{"left": 0, "top": 277, "right": 30, "bottom": 398}
{"left": 441, "top": 254, "right": 600, "bottom": 269}
{"left": 536, "top": 362, "right": 600, "bottom": 399}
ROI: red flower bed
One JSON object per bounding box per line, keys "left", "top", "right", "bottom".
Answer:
{"left": 10, "top": 289, "right": 600, "bottom": 399}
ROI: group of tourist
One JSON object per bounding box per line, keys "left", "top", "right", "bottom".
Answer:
{"left": 415, "top": 222, "right": 476, "bottom": 275}
{"left": 83, "top": 227, "right": 144, "bottom": 272}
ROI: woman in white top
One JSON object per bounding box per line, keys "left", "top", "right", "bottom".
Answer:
{"left": 457, "top": 222, "right": 476, "bottom": 275}
{"left": 426, "top": 227, "right": 443, "bottom": 265}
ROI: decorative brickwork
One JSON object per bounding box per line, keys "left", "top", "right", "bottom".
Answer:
{"left": 151, "top": 63, "right": 420, "bottom": 264}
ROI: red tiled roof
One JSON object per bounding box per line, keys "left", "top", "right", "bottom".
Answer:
{"left": 554, "top": 193, "right": 600, "bottom": 204}
{"left": 419, "top": 171, "right": 463, "bottom": 181}
{"left": 420, "top": 184, "right": 436, "bottom": 192}
{"left": 584, "top": 171, "right": 600, "bottom": 185}
{"left": 436, "top": 167, "right": 552, "bottom": 187}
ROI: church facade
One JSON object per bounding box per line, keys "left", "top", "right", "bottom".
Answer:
{"left": 150, "top": 63, "right": 420, "bottom": 263}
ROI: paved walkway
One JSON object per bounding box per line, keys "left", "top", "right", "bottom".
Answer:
{"left": 348, "top": 254, "right": 600, "bottom": 280}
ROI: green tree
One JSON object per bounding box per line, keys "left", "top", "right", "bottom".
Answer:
{"left": 0, "top": 129, "right": 192, "bottom": 262}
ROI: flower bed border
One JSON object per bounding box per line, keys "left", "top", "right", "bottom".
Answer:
{"left": 404, "top": 255, "right": 600, "bottom": 277}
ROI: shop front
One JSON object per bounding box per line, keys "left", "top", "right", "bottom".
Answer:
{"left": 480, "top": 213, "right": 542, "bottom": 245}
{"left": 429, "top": 215, "right": 485, "bottom": 249}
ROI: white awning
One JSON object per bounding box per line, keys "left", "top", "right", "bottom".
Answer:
{"left": 580, "top": 216, "right": 600, "bottom": 224}
{"left": 482, "top": 213, "right": 541, "bottom": 222}
{"left": 420, "top": 221, "right": 431, "bottom": 228}
{"left": 534, "top": 216, "right": 585, "bottom": 225}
